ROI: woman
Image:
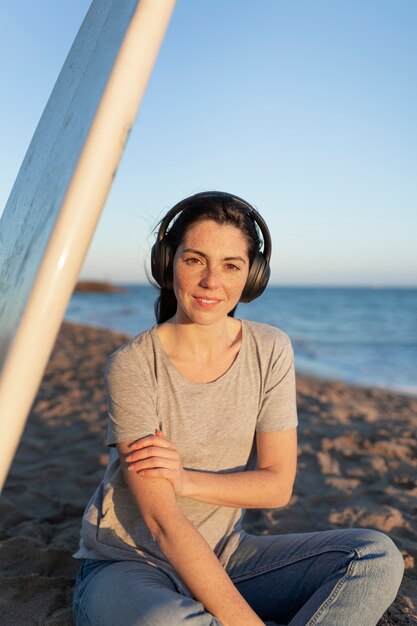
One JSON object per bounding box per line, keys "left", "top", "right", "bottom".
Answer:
{"left": 73, "top": 191, "right": 404, "bottom": 626}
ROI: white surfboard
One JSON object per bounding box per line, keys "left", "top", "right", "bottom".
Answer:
{"left": 0, "top": 0, "right": 176, "bottom": 491}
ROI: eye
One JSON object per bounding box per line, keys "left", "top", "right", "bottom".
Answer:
{"left": 225, "top": 263, "right": 240, "bottom": 271}
{"left": 184, "top": 257, "right": 202, "bottom": 265}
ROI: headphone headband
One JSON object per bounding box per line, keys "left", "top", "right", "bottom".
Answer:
{"left": 151, "top": 191, "right": 271, "bottom": 303}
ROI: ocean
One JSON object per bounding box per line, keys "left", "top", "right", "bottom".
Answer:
{"left": 65, "top": 285, "right": 417, "bottom": 396}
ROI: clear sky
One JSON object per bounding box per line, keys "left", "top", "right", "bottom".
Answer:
{"left": 0, "top": 1, "right": 416, "bottom": 286}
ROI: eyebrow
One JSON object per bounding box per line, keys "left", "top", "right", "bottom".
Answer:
{"left": 181, "top": 247, "right": 247, "bottom": 264}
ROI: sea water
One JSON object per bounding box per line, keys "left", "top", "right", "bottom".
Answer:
{"left": 65, "top": 285, "right": 417, "bottom": 395}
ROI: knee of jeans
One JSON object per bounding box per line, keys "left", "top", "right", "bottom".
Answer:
{"left": 353, "top": 529, "right": 404, "bottom": 594}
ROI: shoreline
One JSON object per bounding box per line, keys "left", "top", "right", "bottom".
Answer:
{"left": 1, "top": 321, "right": 416, "bottom": 625}
{"left": 64, "top": 315, "right": 417, "bottom": 400}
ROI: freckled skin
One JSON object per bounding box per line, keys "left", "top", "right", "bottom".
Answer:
{"left": 172, "top": 220, "right": 250, "bottom": 328}
{"left": 120, "top": 221, "right": 298, "bottom": 626}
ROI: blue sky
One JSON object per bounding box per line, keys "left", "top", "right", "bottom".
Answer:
{"left": 0, "top": 1, "right": 416, "bottom": 286}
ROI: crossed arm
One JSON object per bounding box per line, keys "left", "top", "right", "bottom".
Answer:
{"left": 117, "top": 427, "right": 297, "bottom": 626}
{"left": 124, "top": 428, "right": 297, "bottom": 508}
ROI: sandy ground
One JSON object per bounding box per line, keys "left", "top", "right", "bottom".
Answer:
{"left": 0, "top": 322, "right": 416, "bottom": 625}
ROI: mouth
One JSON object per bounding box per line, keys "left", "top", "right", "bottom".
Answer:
{"left": 193, "top": 296, "right": 222, "bottom": 307}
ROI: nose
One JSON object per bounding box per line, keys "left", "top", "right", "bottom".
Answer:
{"left": 199, "top": 265, "right": 220, "bottom": 289}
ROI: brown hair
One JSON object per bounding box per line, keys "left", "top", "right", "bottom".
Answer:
{"left": 153, "top": 194, "right": 262, "bottom": 323}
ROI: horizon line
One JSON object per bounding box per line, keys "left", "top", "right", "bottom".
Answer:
{"left": 77, "top": 279, "right": 417, "bottom": 290}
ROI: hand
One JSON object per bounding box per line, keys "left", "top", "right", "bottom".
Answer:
{"left": 125, "top": 431, "right": 188, "bottom": 497}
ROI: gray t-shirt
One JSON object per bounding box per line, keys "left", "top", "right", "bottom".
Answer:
{"left": 74, "top": 320, "right": 297, "bottom": 574}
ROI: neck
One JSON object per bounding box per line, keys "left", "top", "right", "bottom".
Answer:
{"left": 164, "top": 316, "right": 240, "bottom": 358}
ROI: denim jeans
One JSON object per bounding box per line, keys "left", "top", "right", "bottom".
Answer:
{"left": 72, "top": 528, "right": 404, "bottom": 626}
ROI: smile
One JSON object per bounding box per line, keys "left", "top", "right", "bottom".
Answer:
{"left": 194, "top": 296, "right": 221, "bottom": 305}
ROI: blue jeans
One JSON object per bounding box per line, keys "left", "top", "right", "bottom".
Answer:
{"left": 72, "top": 528, "right": 404, "bottom": 625}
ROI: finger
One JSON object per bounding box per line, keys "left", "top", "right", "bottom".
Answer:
{"left": 128, "top": 435, "right": 174, "bottom": 452}
{"left": 135, "top": 467, "right": 172, "bottom": 479}
{"left": 126, "top": 446, "right": 178, "bottom": 463}
{"left": 127, "top": 434, "right": 155, "bottom": 449}
{"left": 155, "top": 429, "right": 167, "bottom": 439}
{"left": 127, "top": 457, "right": 180, "bottom": 473}
{"left": 127, "top": 456, "right": 178, "bottom": 472}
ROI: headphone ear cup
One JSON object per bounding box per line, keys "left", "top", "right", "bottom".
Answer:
{"left": 240, "top": 253, "right": 270, "bottom": 303}
{"left": 151, "top": 239, "right": 174, "bottom": 289}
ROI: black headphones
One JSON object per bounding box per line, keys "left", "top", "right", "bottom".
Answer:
{"left": 151, "top": 191, "right": 271, "bottom": 303}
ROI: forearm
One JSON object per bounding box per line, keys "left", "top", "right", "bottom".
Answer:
{"left": 125, "top": 428, "right": 297, "bottom": 509}
{"left": 183, "top": 467, "right": 293, "bottom": 508}
{"left": 151, "top": 509, "right": 263, "bottom": 626}
{"left": 119, "top": 437, "right": 263, "bottom": 626}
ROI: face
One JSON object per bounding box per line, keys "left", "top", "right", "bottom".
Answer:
{"left": 172, "top": 220, "right": 250, "bottom": 326}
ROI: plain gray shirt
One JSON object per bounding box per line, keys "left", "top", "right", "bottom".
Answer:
{"left": 74, "top": 320, "right": 298, "bottom": 576}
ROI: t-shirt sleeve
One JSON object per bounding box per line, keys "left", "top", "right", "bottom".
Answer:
{"left": 105, "top": 345, "right": 158, "bottom": 447}
{"left": 256, "top": 333, "right": 298, "bottom": 433}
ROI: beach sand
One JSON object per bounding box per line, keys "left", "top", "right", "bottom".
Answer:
{"left": 1, "top": 322, "right": 416, "bottom": 625}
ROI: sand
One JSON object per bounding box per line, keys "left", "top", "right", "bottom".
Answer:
{"left": 0, "top": 322, "right": 416, "bottom": 625}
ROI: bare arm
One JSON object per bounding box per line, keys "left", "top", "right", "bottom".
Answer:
{"left": 125, "top": 427, "right": 297, "bottom": 508}
{"left": 185, "top": 428, "right": 297, "bottom": 507}
{"left": 118, "top": 441, "right": 264, "bottom": 626}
